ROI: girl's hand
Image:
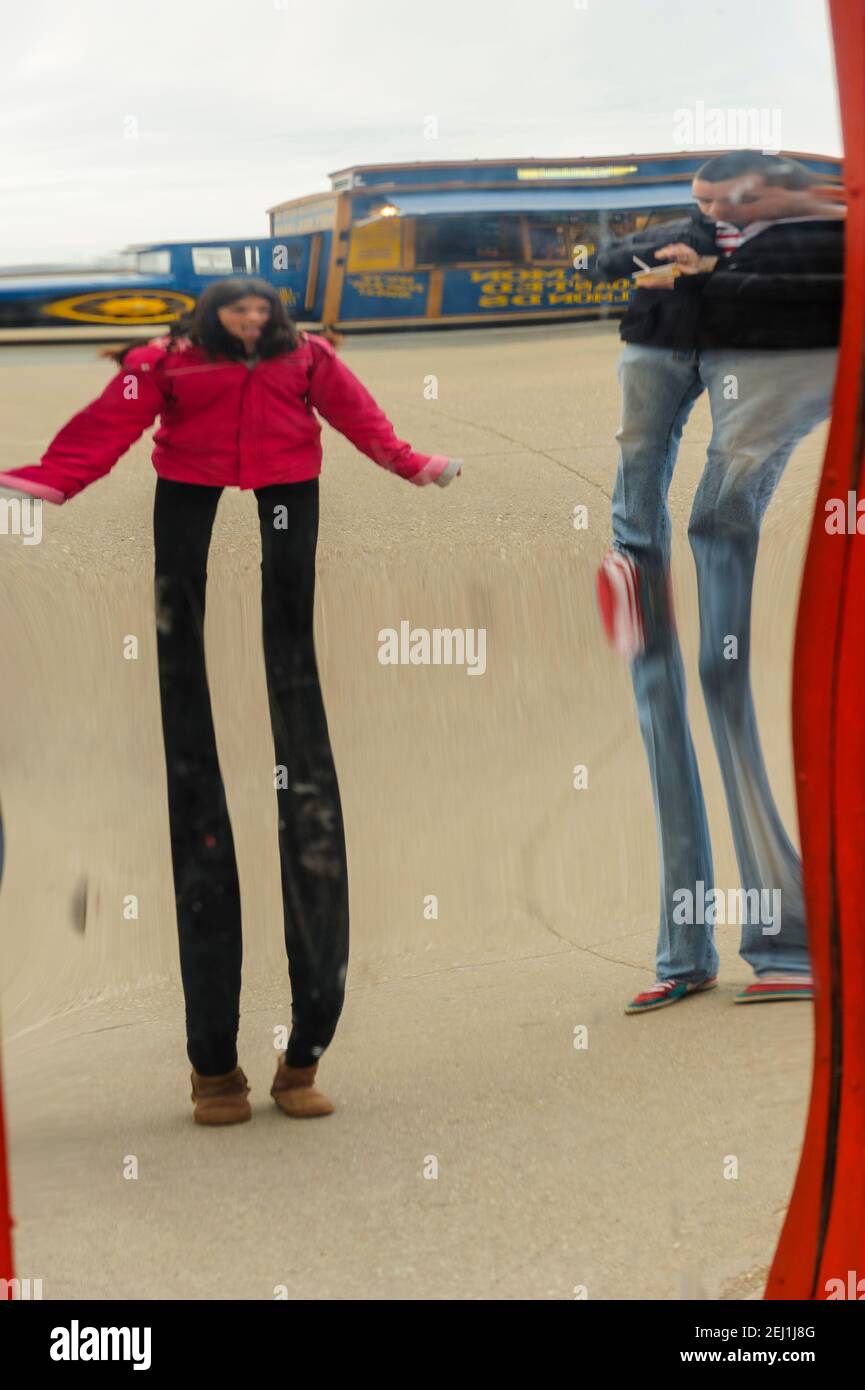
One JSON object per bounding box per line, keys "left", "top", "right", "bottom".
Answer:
{"left": 0, "top": 473, "right": 67, "bottom": 504}
{"left": 0, "top": 484, "right": 44, "bottom": 503}
{"left": 0, "top": 485, "right": 65, "bottom": 505}
{"left": 433, "top": 458, "right": 463, "bottom": 488}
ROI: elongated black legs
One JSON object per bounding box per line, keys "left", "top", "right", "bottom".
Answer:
{"left": 154, "top": 478, "right": 242, "bottom": 1076}
{"left": 256, "top": 480, "right": 349, "bottom": 1068}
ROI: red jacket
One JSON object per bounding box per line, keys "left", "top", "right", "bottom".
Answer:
{"left": 0, "top": 331, "right": 458, "bottom": 503}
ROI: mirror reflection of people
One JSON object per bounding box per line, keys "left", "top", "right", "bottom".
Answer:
{"left": 0, "top": 278, "right": 462, "bottom": 1122}
{"left": 595, "top": 152, "right": 844, "bottom": 1013}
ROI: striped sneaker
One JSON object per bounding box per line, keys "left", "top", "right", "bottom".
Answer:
{"left": 734, "top": 974, "right": 813, "bottom": 1004}
{"left": 625, "top": 976, "right": 718, "bottom": 1015}
{"left": 596, "top": 548, "right": 645, "bottom": 661}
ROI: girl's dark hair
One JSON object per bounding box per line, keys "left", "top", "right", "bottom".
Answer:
{"left": 101, "top": 276, "right": 302, "bottom": 367}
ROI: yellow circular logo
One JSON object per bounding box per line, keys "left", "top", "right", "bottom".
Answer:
{"left": 43, "top": 290, "right": 196, "bottom": 325}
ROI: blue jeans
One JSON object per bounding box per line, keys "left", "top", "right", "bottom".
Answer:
{"left": 611, "top": 343, "right": 838, "bottom": 981}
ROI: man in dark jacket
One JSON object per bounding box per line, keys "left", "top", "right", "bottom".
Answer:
{"left": 595, "top": 150, "right": 844, "bottom": 1014}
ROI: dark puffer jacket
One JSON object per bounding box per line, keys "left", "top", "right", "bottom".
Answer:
{"left": 597, "top": 212, "right": 844, "bottom": 352}
{"left": 595, "top": 210, "right": 718, "bottom": 350}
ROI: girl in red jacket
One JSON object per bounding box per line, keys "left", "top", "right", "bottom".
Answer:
{"left": 0, "top": 277, "right": 461, "bottom": 1125}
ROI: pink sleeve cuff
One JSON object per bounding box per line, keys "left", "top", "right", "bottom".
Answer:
{"left": 0, "top": 471, "right": 67, "bottom": 505}
{"left": 409, "top": 455, "right": 462, "bottom": 487}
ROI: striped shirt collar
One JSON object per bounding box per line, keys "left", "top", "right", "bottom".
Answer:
{"left": 713, "top": 221, "right": 744, "bottom": 255}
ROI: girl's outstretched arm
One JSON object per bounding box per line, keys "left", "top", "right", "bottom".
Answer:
{"left": 305, "top": 334, "right": 460, "bottom": 487}
{"left": 0, "top": 345, "right": 168, "bottom": 504}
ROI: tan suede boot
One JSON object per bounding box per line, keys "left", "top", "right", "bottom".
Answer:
{"left": 190, "top": 1066, "right": 251, "bottom": 1125}
{"left": 270, "top": 1059, "right": 334, "bottom": 1117}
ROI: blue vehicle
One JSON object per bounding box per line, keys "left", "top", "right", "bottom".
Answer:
{"left": 0, "top": 150, "right": 842, "bottom": 332}
{"left": 0, "top": 233, "right": 331, "bottom": 329}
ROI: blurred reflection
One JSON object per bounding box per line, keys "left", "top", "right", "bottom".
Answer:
{"left": 0, "top": 3, "right": 845, "bottom": 1306}
{"left": 596, "top": 151, "right": 843, "bottom": 1013}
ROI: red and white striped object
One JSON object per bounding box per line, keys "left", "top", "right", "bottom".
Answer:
{"left": 596, "top": 549, "right": 645, "bottom": 661}
{"left": 714, "top": 220, "right": 745, "bottom": 256}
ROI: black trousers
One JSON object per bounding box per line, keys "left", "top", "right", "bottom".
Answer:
{"left": 153, "top": 477, "right": 349, "bottom": 1075}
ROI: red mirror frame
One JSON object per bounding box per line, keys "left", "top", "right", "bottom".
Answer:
{"left": 766, "top": 0, "right": 865, "bottom": 1301}
{"left": 0, "top": 0, "right": 862, "bottom": 1306}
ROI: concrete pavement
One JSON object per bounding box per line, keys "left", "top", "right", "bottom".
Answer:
{"left": 0, "top": 322, "right": 823, "bottom": 1299}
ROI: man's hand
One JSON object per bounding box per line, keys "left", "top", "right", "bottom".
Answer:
{"left": 634, "top": 243, "right": 719, "bottom": 291}
{"left": 656, "top": 243, "right": 718, "bottom": 272}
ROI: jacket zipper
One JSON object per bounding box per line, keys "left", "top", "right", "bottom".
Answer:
{"left": 237, "top": 366, "right": 252, "bottom": 487}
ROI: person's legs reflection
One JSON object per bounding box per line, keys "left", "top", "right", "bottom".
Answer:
{"left": 691, "top": 348, "right": 839, "bottom": 982}
{"left": 153, "top": 478, "right": 243, "bottom": 1077}
{"left": 612, "top": 344, "right": 719, "bottom": 985}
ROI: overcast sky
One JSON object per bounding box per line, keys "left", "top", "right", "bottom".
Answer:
{"left": 1, "top": 0, "right": 841, "bottom": 266}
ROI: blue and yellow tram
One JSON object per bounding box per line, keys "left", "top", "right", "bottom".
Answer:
{"left": 0, "top": 151, "right": 842, "bottom": 332}
{"left": 0, "top": 235, "right": 326, "bottom": 330}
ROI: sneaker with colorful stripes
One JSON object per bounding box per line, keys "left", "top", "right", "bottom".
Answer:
{"left": 625, "top": 976, "right": 718, "bottom": 1014}
{"left": 734, "top": 974, "right": 813, "bottom": 1004}
{"left": 596, "top": 548, "right": 645, "bottom": 662}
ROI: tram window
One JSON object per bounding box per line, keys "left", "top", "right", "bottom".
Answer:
{"left": 136, "top": 250, "right": 171, "bottom": 275}
{"left": 269, "top": 239, "right": 303, "bottom": 270}
{"left": 192, "top": 246, "right": 233, "bottom": 274}
{"left": 191, "top": 245, "right": 261, "bottom": 275}
{"left": 415, "top": 215, "right": 523, "bottom": 265}
{"left": 528, "top": 217, "right": 600, "bottom": 262}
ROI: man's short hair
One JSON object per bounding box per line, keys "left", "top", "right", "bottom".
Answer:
{"left": 695, "top": 150, "right": 817, "bottom": 190}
